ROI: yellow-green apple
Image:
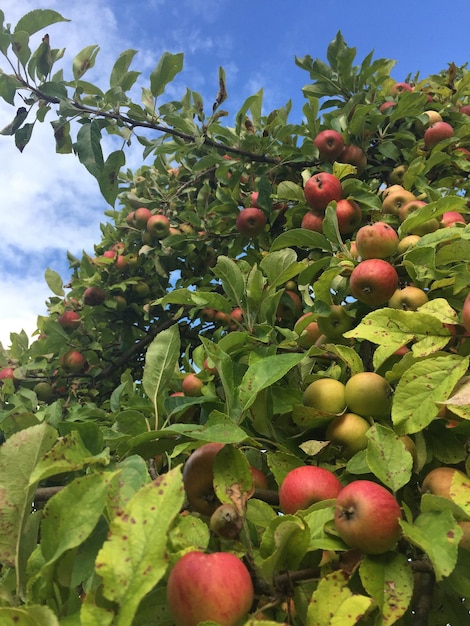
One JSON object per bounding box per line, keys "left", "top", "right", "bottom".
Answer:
{"left": 336, "top": 199, "right": 362, "bottom": 235}
{"left": 181, "top": 373, "right": 203, "bottom": 397}
{"left": 381, "top": 184, "right": 409, "bottom": 200}
{"left": 388, "top": 165, "right": 408, "bottom": 185}
{"left": 390, "top": 82, "right": 413, "bottom": 95}
{"left": 317, "top": 304, "right": 354, "bottom": 339}
{"left": 382, "top": 188, "right": 416, "bottom": 216}
{"left": 326, "top": 412, "right": 370, "bottom": 457}
{"left": 399, "top": 200, "right": 440, "bottom": 235}
{"left": 397, "top": 234, "right": 421, "bottom": 254}
{"left": 276, "top": 290, "right": 302, "bottom": 321}
{"left": 302, "top": 378, "right": 347, "bottom": 414}
{"left": 424, "top": 121, "right": 454, "bottom": 149}
{"left": 304, "top": 172, "right": 342, "bottom": 212}
{"left": 349, "top": 259, "right": 399, "bottom": 306}
{"left": 133, "top": 281, "right": 150, "bottom": 298}
{"left": 83, "top": 286, "right": 105, "bottom": 306}
{"left": 301, "top": 210, "right": 323, "bottom": 232}
{"left": 209, "top": 503, "right": 243, "bottom": 539}
{"left": 57, "top": 310, "right": 81, "bottom": 331}
{"left": 345, "top": 372, "right": 393, "bottom": 419}
{"left": 236, "top": 207, "right": 266, "bottom": 237}
{"left": 423, "top": 110, "right": 442, "bottom": 126}
{"left": 337, "top": 145, "right": 367, "bottom": 174}
{"left": 60, "top": 350, "right": 86, "bottom": 373}
{"left": 462, "top": 293, "right": 470, "bottom": 333}
{"left": 167, "top": 550, "right": 254, "bottom": 626}
{"left": 146, "top": 214, "right": 170, "bottom": 238}
{"left": 33, "top": 381, "right": 54, "bottom": 403}
{"left": 183, "top": 442, "right": 224, "bottom": 516}
{"left": 355, "top": 222, "right": 399, "bottom": 259}
{"left": 421, "top": 466, "right": 469, "bottom": 498}
{"left": 279, "top": 465, "right": 342, "bottom": 514}
{"left": 314, "top": 129, "right": 345, "bottom": 162}
{"left": 334, "top": 480, "right": 402, "bottom": 554}
{"left": 440, "top": 211, "right": 466, "bottom": 227}
{"left": 133, "top": 207, "right": 152, "bottom": 228}
{"left": 388, "top": 286, "right": 429, "bottom": 311}
{"left": 295, "top": 313, "right": 322, "bottom": 348}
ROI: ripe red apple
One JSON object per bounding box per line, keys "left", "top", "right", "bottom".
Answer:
{"left": 133, "top": 207, "right": 152, "bottom": 228}
{"left": 236, "top": 207, "right": 266, "bottom": 237}
{"left": 301, "top": 211, "right": 323, "bottom": 232}
{"left": 334, "top": 480, "right": 402, "bottom": 554}
{"left": 460, "top": 105, "right": 470, "bottom": 116}
{"left": 167, "top": 550, "right": 254, "bottom": 626}
{"left": 126, "top": 211, "right": 136, "bottom": 226}
{"left": 462, "top": 293, "right": 470, "bottom": 333}
{"left": 379, "top": 101, "right": 397, "bottom": 114}
{"left": 326, "top": 412, "right": 370, "bottom": 458}
{"left": 228, "top": 307, "right": 244, "bottom": 331}
{"left": 83, "top": 286, "right": 105, "bottom": 306}
{"left": 60, "top": 350, "right": 86, "bottom": 373}
{"left": 115, "top": 255, "right": 129, "bottom": 271}
{"left": 440, "top": 211, "right": 466, "bottom": 227}
{"left": 388, "top": 286, "right": 429, "bottom": 311}
{"left": 337, "top": 145, "right": 367, "bottom": 174}
{"left": 336, "top": 199, "right": 362, "bottom": 235}
{"left": 317, "top": 304, "right": 354, "bottom": 339}
{"left": 183, "top": 443, "right": 224, "bottom": 516}
{"left": 390, "top": 82, "right": 413, "bottom": 95}
{"left": 102, "top": 250, "right": 116, "bottom": 259}
{"left": 304, "top": 172, "right": 342, "bottom": 212}
{"left": 181, "top": 373, "right": 203, "bottom": 397}
{"left": 313, "top": 129, "right": 345, "bottom": 162}
{"left": 355, "top": 222, "right": 399, "bottom": 259}
{"left": 57, "top": 310, "right": 81, "bottom": 331}
{"left": 146, "top": 214, "right": 170, "bottom": 238}
{"left": 349, "top": 259, "right": 399, "bottom": 307}
{"left": 421, "top": 467, "right": 469, "bottom": 499}
{"left": 302, "top": 378, "right": 346, "bottom": 414}
{"left": 0, "top": 367, "right": 15, "bottom": 383}
{"left": 344, "top": 372, "right": 393, "bottom": 419}
{"left": 423, "top": 121, "right": 454, "bottom": 149}
{"left": 279, "top": 465, "right": 342, "bottom": 514}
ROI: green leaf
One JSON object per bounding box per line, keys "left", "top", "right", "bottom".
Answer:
{"left": 200, "top": 338, "right": 240, "bottom": 419}
{"left": 99, "top": 149, "right": 126, "bottom": 206}
{"left": 401, "top": 510, "right": 462, "bottom": 581}
{"left": 213, "top": 445, "right": 253, "bottom": 511}
{"left": 75, "top": 120, "right": 104, "bottom": 178}
{"left": 95, "top": 466, "right": 185, "bottom": 626}
{"left": 178, "top": 410, "right": 248, "bottom": 443}
{"left": 270, "top": 228, "right": 331, "bottom": 252}
{"left": 211, "top": 256, "right": 246, "bottom": 306}
{"left": 0, "top": 606, "right": 60, "bottom": 625}
{"left": 392, "top": 354, "right": 469, "bottom": 435}
{"left": 110, "top": 49, "right": 139, "bottom": 88}
{"left": 0, "top": 74, "right": 22, "bottom": 106}
{"left": 15, "top": 122, "right": 34, "bottom": 153}
{"left": 276, "top": 180, "right": 305, "bottom": 202}
{"left": 142, "top": 325, "right": 180, "bottom": 429}
{"left": 51, "top": 119, "right": 73, "bottom": 154}
{"left": 366, "top": 424, "right": 413, "bottom": 492}
{"left": 258, "top": 515, "right": 310, "bottom": 580}
{"left": 304, "top": 502, "right": 345, "bottom": 551}
{"left": 260, "top": 248, "right": 304, "bottom": 289}
{"left": 359, "top": 552, "right": 413, "bottom": 626}
{"left": 44, "top": 268, "right": 64, "bottom": 296}
{"left": 15, "top": 9, "right": 69, "bottom": 36}
{"left": 159, "top": 288, "right": 231, "bottom": 313}
{"left": 73, "top": 44, "right": 100, "bottom": 80}
{"left": 11, "top": 31, "right": 31, "bottom": 66}
{"left": 150, "top": 51, "right": 184, "bottom": 98}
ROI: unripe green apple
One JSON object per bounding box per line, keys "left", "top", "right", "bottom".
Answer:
{"left": 326, "top": 412, "right": 370, "bottom": 457}
{"left": 279, "top": 465, "right": 342, "bottom": 514}
{"left": 397, "top": 235, "right": 421, "bottom": 254}
{"left": 302, "top": 378, "right": 347, "bottom": 414}
{"left": 421, "top": 466, "right": 468, "bottom": 499}
{"left": 345, "top": 372, "right": 393, "bottom": 419}
{"left": 388, "top": 286, "right": 429, "bottom": 311}
{"left": 34, "top": 381, "right": 55, "bottom": 403}
{"left": 317, "top": 304, "right": 354, "bottom": 339}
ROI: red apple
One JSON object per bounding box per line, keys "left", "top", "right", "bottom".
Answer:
{"left": 335, "top": 480, "right": 402, "bottom": 554}
{"left": 133, "top": 207, "right": 152, "bottom": 228}
{"left": 57, "top": 310, "right": 81, "bottom": 331}
{"left": 304, "top": 172, "right": 342, "bottom": 212}
{"left": 250, "top": 466, "right": 269, "bottom": 490}
{"left": 314, "top": 129, "right": 345, "bottom": 162}
{"left": 83, "top": 286, "right": 106, "bottom": 306}
{"left": 250, "top": 191, "right": 259, "bottom": 207}
{"left": 301, "top": 211, "right": 324, "bottom": 232}
{"left": 183, "top": 442, "right": 224, "bottom": 516}
{"left": 0, "top": 367, "right": 15, "bottom": 382}
{"left": 355, "top": 222, "right": 399, "bottom": 259}
{"left": 236, "top": 207, "right": 266, "bottom": 237}
{"left": 115, "top": 255, "right": 129, "bottom": 271}
{"left": 462, "top": 293, "right": 470, "bottom": 334}
{"left": 424, "top": 121, "right": 454, "bottom": 149}
{"left": 60, "top": 350, "right": 86, "bottom": 373}
{"left": 349, "top": 259, "right": 399, "bottom": 307}
{"left": 102, "top": 250, "right": 116, "bottom": 259}
{"left": 279, "top": 465, "right": 342, "bottom": 514}
{"left": 460, "top": 105, "right": 470, "bottom": 116}
{"left": 379, "top": 101, "right": 397, "bottom": 114}
{"left": 181, "top": 373, "right": 203, "bottom": 397}
{"left": 167, "top": 551, "right": 254, "bottom": 626}
{"left": 336, "top": 199, "right": 362, "bottom": 235}
{"left": 337, "top": 145, "right": 367, "bottom": 174}
{"left": 146, "top": 214, "right": 170, "bottom": 238}
{"left": 390, "top": 82, "right": 413, "bottom": 95}
{"left": 440, "top": 211, "right": 466, "bottom": 228}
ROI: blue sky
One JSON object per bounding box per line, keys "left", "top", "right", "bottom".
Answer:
{"left": 0, "top": 0, "right": 469, "bottom": 346}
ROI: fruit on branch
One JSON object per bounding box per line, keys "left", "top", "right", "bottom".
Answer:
{"left": 279, "top": 465, "right": 342, "bottom": 514}
{"left": 397, "top": 234, "right": 421, "bottom": 254}
{"left": 388, "top": 165, "right": 408, "bottom": 185}
{"left": 276, "top": 290, "right": 302, "bottom": 321}
{"left": 304, "top": 172, "right": 342, "bottom": 212}
{"left": 388, "top": 286, "right": 429, "bottom": 310}
{"left": 236, "top": 207, "right": 266, "bottom": 237}
{"left": 133, "top": 207, "right": 152, "bottom": 228}
{"left": 462, "top": 293, "right": 470, "bottom": 333}
{"left": 146, "top": 214, "right": 170, "bottom": 239}
{"left": 302, "top": 378, "right": 347, "bottom": 414}
{"left": 325, "top": 412, "right": 370, "bottom": 457}
{"left": 334, "top": 480, "right": 402, "bottom": 554}
{"left": 250, "top": 466, "right": 269, "bottom": 489}
{"left": 337, "top": 145, "right": 367, "bottom": 174}
{"left": 0, "top": 367, "right": 15, "bottom": 383}
{"left": 83, "top": 286, "right": 105, "bottom": 306}
{"left": 390, "top": 82, "right": 413, "bottom": 95}
{"left": 423, "top": 121, "right": 454, "bottom": 149}
{"left": 380, "top": 101, "right": 397, "bottom": 114}
{"left": 349, "top": 259, "right": 399, "bottom": 306}
{"left": 336, "top": 199, "right": 363, "bottom": 235}
{"left": 57, "top": 310, "right": 81, "bottom": 331}
{"left": 228, "top": 307, "right": 244, "bottom": 331}
{"left": 313, "top": 129, "right": 345, "bottom": 162}
{"left": 60, "top": 350, "right": 86, "bottom": 373}
{"left": 399, "top": 200, "right": 440, "bottom": 235}
{"left": 381, "top": 187, "right": 416, "bottom": 216}
{"left": 295, "top": 313, "right": 322, "bottom": 348}
{"left": 301, "top": 211, "right": 323, "bottom": 232}
{"left": 421, "top": 466, "right": 469, "bottom": 498}
{"left": 355, "top": 221, "right": 399, "bottom": 259}
{"left": 33, "top": 381, "right": 54, "bottom": 402}
{"left": 181, "top": 373, "right": 203, "bottom": 397}
{"left": 423, "top": 110, "right": 442, "bottom": 126}
{"left": 345, "top": 372, "right": 393, "bottom": 419}
{"left": 209, "top": 503, "right": 243, "bottom": 539}
{"left": 460, "top": 105, "right": 470, "bottom": 115}
{"left": 102, "top": 250, "right": 116, "bottom": 259}
{"left": 183, "top": 442, "right": 224, "bottom": 516}
{"left": 167, "top": 550, "right": 254, "bottom": 626}
{"left": 440, "top": 211, "right": 466, "bottom": 227}
{"left": 317, "top": 304, "right": 354, "bottom": 339}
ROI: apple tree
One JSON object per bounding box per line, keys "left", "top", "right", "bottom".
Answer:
{"left": 1, "top": 7, "right": 470, "bottom": 626}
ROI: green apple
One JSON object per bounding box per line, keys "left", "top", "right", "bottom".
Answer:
{"left": 388, "top": 286, "right": 429, "bottom": 311}
{"left": 302, "top": 378, "right": 346, "bottom": 414}
{"left": 317, "top": 304, "right": 354, "bottom": 339}
{"left": 326, "top": 412, "right": 370, "bottom": 457}
{"left": 345, "top": 372, "right": 393, "bottom": 419}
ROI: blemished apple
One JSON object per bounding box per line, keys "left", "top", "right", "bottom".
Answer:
{"left": 181, "top": 373, "right": 203, "bottom": 397}
{"left": 382, "top": 188, "right": 416, "bottom": 216}
{"left": 462, "top": 293, "right": 470, "bottom": 333}
{"left": 146, "top": 214, "right": 170, "bottom": 238}
{"left": 183, "top": 442, "right": 224, "bottom": 516}
{"left": 314, "top": 129, "right": 345, "bottom": 162}
{"left": 424, "top": 121, "right": 454, "bottom": 149}
{"left": 335, "top": 199, "right": 363, "bottom": 235}
{"left": 83, "top": 286, "right": 105, "bottom": 306}
{"left": 209, "top": 503, "right": 243, "bottom": 539}
{"left": 304, "top": 172, "right": 342, "bottom": 212}
{"left": 317, "top": 304, "right": 354, "bottom": 339}
{"left": 344, "top": 372, "right": 393, "bottom": 419}
{"left": 337, "top": 144, "right": 367, "bottom": 174}
{"left": 60, "top": 350, "right": 86, "bottom": 373}
{"left": 236, "top": 207, "right": 266, "bottom": 237}
{"left": 302, "top": 377, "right": 346, "bottom": 414}
{"left": 279, "top": 465, "right": 342, "bottom": 514}
{"left": 349, "top": 259, "right": 399, "bottom": 307}
{"left": 388, "top": 286, "right": 429, "bottom": 311}
{"left": 390, "top": 82, "right": 413, "bottom": 95}
{"left": 421, "top": 466, "right": 469, "bottom": 499}
{"left": 57, "top": 310, "right": 81, "bottom": 331}
{"left": 301, "top": 210, "right": 323, "bottom": 232}
{"left": 334, "top": 480, "right": 402, "bottom": 554}
{"left": 167, "top": 550, "right": 254, "bottom": 626}
{"left": 326, "top": 412, "right": 370, "bottom": 458}
{"left": 355, "top": 222, "right": 399, "bottom": 259}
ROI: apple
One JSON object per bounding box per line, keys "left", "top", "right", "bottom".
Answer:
{"left": 250, "top": 466, "right": 269, "bottom": 490}
{"left": 344, "top": 372, "right": 393, "bottom": 419}
{"left": 455, "top": 147, "right": 470, "bottom": 162}
{"left": 349, "top": 259, "right": 399, "bottom": 307}
{"left": 133, "top": 207, "right": 152, "bottom": 228}
{"left": 460, "top": 105, "right": 470, "bottom": 116}
{"left": 126, "top": 211, "right": 135, "bottom": 226}
{"left": 336, "top": 199, "right": 362, "bottom": 235}
{"left": 279, "top": 465, "right": 342, "bottom": 514}
{"left": 183, "top": 443, "right": 224, "bottom": 516}
{"left": 314, "top": 129, "right": 345, "bottom": 162}
{"left": 209, "top": 503, "right": 243, "bottom": 539}
{"left": 379, "top": 101, "right": 397, "bottom": 114}
{"left": 60, "top": 350, "right": 86, "bottom": 373}
{"left": 201, "top": 307, "right": 216, "bottom": 322}
{"left": 236, "top": 207, "right": 266, "bottom": 237}
{"left": 146, "top": 214, "right": 170, "bottom": 238}
{"left": 317, "top": 304, "right": 354, "bottom": 339}
{"left": 181, "top": 373, "right": 203, "bottom": 397}
{"left": 381, "top": 184, "right": 408, "bottom": 200}
{"left": 382, "top": 189, "right": 416, "bottom": 216}
{"left": 421, "top": 466, "right": 469, "bottom": 498}
{"left": 337, "top": 145, "right": 367, "bottom": 174}
{"left": 440, "top": 211, "right": 466, "bottom": 227}
{"left": 102, "top": 250, "right": 116, "bottom": 259}
{"left": 458, "top": 521, "right": 470, "bottom": 551}
{"left": 113, "top": 294, "right": 127, "bottom": 311}
{"left": 423, "top": 110, "right": 442, "bottom": 126}
{"left": 388, "top": 165, "right": 408, "bottom": 185}
{"left": 326, "top": 412, "right": 370, "bottom": 458}
{"left": 388, "top": 286, "right": 429, "bottom": 311}
{"left": 0, "top": 367, "right": 15, "bottom": 383}
{"left": 462, "top": 293, "right": 470, "bottom": 333}
{"left": 397, "top": 234, "right": 421, "bottom": 254}
{"left": 399, "top": 200, "right": 440, "bottom": 235}
{"left": 110, "top": 242, "right": 125, "bottom": 254}
{"left": 295, "top": 313, "right": 322, "bottom": 348}
{"left": 302, "top": 378, "right": 347, "bottom": 414}
{"left": 228, "top": 307, "right": 244, "bottom": 331}
{"left": 57, "top": 310, "right": 81, "bottom": 331}
{"left": 34, "top": 381, "right": 54, "bottom": 403}
{"left": 355, "top": 222, "right": 399, "bottom": 259}
{"left": 276, "top": 290, "right": 302, "bottom": 321}
{"left": 115, "top": 255, "right": 129, "bottom": 271}
{"left": 301, "top": 211, "right": 323, "bottom": 232}
{"left": 423, "top": 121, "right": 454, "bottom": 149}
{"left": 249, "top": 191, "right": 259, "bottom": 207}
{"left": 390, "top": 82, "right": 413, "bottom": 95}
{"left": 334, "top": 480, "right": 402, "bottom": 554}
{"left": 83, "top": 286, "right": 105, "bottom": 306}
{"left": 133, "top": 281, "right": 150, "bottom": 298}
{"left": 304, "top": 172, "right": 342, "bottom": 212}
{"left": 167, "top": 550, "right": 254, "bottom": 626}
